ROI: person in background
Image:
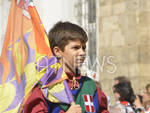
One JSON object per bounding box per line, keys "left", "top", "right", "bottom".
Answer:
{"left": 144, "top": 84, "right": 150, "bottom": 113}
{"left": 114, "top": 76, "right": 148, "bottom": 113}
{"left": 114, "top": 76, "right": 131, "bottom": 86}
{"left": 113, "top": 76, "right": 132, "bottom": 105}
{"left": 112, "top": 82, "right": 136, "bottom": 113}
{"left": 134, "top": 84, "right": 150, "bottom": 113}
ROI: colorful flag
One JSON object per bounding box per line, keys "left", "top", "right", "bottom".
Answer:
{"left": 0, "top": 0, "right": 73, "bottom": 113}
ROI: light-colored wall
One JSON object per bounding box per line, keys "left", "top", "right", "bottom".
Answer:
{"left": 34, "top": 0, "right": 77, "bottom": 31}
{"left": 0, "top": 0, "right": 11, "bottom": 55}
{"left": 98, "top": 0, "right": 150, "bottom": 105}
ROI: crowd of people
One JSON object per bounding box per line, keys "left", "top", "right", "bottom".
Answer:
{"left": 22, "top": 21, "right": 150, "bottom": 113}
{"left": 109, "top": 76, "right": 150, "bottom": 113}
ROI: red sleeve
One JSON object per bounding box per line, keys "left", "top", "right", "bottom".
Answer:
{"left": 23, "top": 85, "right": 48, "bottom": 113}
{"left": 59, "top": 110, "right": 65, "bottom": 113}
{"left": 96, "top": 86, "right": 109, "bottom": 113}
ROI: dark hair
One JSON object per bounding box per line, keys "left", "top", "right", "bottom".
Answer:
{"left": 137, "top": 94, "right": 143, "bottom": 104}
{"left": 113, "top": 82, "right": 135, "bottom": 105}
{"left": 146, "top": 84, "right": 150, "bottom": 94}
{"left": 48, "top": 21, "right": 88, "bottom": 54}
{"left": 114, "top": 76, "right": 131, "bottom": 86}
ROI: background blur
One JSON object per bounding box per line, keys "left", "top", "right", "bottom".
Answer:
{"left": 0, "top": 0, "right": 150, "bottom": 105}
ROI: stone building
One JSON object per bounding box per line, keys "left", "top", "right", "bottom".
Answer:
{"left": 98, "top": 0, "right": 150, "bottom": 104}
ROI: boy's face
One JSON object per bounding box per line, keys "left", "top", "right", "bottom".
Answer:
{"left": 59, "top": 39, "right": 86, "bottom": 73}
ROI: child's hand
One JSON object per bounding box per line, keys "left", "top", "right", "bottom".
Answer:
{"left": 66, "top": 104, "right": 82, "bottom": 113}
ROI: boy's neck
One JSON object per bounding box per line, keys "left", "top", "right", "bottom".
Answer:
{"left": 59, "top": 59, "right": 81, "bottom": 76}
{"left": 65, "top": 69, "right": 81, "bottom": 78}
{"left": 59, "top": 59, "right": 75, "bottom": 74}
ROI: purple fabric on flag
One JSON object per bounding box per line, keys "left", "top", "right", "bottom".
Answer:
{"left": 42, "top": 80, "right": 73, "bottom": 104}
{"left": 64, "top": 80, "right": 74, "bottom": 103}
{"left": 4, "top": 73, "right": 26, "bottom": 112}
{"left": 52, "top": 88, "right": 71, "bottom": 104}
{"left": 38, "top": 56, "right": 74, "bottom": 104}
{"left": 0, "top": 31, "right": 35, "bottom": 84}
{"left": 0, "top": 62, "right": 3, "bottom": 84}
{"left": 24, "top": 32, "right": 35, "bottom": 64}
{"left": 42, "top": 88, "right": 48, "bottom": 98}
{"left": 37, "top": 56, "right": 62, "bottom": 85}
{"left": 5, "top": 49, "right": 15, "bottom": 83}
{"left": 4, "top": 38, "right": 21, "bottom": 83}
{"left": 40, "top": 67, "right": 56, "bottom": 85}
{"left": 43, "top": 67, "right": 63, "bottom": 85}
{"left": 36, "top": 56, "right": 57, "bottom": 72}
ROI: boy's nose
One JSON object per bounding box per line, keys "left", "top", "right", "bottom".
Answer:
{"left": 79, "top": 48, "right": 86, "bottom": 56}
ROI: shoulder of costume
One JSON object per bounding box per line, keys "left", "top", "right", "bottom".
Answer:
{"left": 81, "top": 76, "right": 96, "bottom": 83}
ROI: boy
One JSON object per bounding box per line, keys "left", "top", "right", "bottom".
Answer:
{"left": 23, "top": 21, "right": 108, "bottom": 113}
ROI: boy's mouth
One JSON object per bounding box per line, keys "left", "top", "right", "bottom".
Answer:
{"left": 76, "top": 59, "right": 85, "bottom": 63}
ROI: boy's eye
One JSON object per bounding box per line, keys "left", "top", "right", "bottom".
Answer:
{"left": 72, "top": 45, "right": 86, "bottom": 51}
{"left": 82, "top": 46, "right": 86, "bottom": 51}
{"left": 72, "top": 46, "right": 80, "bottom": 50}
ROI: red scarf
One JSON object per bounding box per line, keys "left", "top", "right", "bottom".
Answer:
{"left": 66, "top": 72, "right": 81, "bottom": 90}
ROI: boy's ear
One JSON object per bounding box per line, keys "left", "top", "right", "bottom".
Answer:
{"left": 53, "top": 46, "right": 62, "bottom": 58}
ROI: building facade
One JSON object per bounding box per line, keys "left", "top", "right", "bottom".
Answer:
{"left": 75, "top": 0, "right": 150, "bottom": 105}
{"left": 98, "top": 0, "right": 150, "bottom": 104}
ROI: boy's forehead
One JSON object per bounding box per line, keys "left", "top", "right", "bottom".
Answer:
{"left": 68, "top": 39, "right": 86, "bottom": 45}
